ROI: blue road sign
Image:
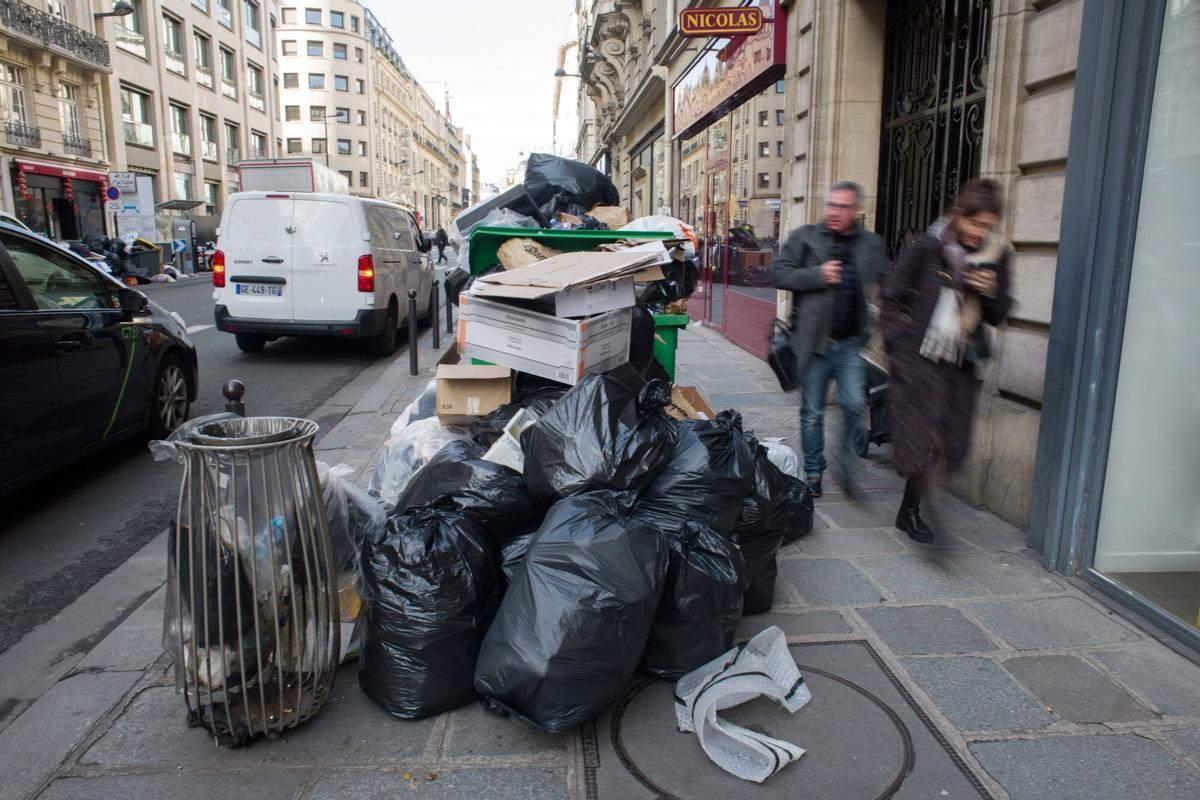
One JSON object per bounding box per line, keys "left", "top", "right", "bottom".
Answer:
{"left": 172, "top": 238, "right": 189, "bottom": 254}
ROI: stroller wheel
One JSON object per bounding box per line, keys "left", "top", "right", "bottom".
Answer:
{"left": 853, "top": 426, "right": 870, "bottom": 458}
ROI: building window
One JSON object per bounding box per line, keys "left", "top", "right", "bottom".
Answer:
{"left": 282, "top": 39, "right": 297, "bottom": 56}
{"left": 225, "top": 121, "right": 240, "bottom": 161}
{"left": 777, "top": 141, "right": 784, "bottom": 157}
{"left": 336, "top": 138, "right": 351, "bottom": 155}
{"left": 120, "top": 86, "right": 153, "bottom": 147}
{"left": 57, "top": 81, "right": 80, "bottom": 139}
{"left": 215, "top": 0, "right": 233, "bottom": 29}
{"left": 333, "top": 43, "right": 347, "bottom": 60}
{"left": 350, "top": 15, "right": 359, "bottom": 32}
{"left": 162, "top": 14, "right": 186, "bottom": 74}
{"left": 334, "top": 106, "right": 349, "bottom": 123}
{"left": 281, "top": 7, "right": 295, "bottom": 24}
{"left": 247, "top": 63, "right": 265, "bottom": 110}
{"left": 285, "top": 105, "right": 300, "bottom": 121}
{"left": 306, "top": 40, "right": 323, "bottom": 57}
{"left": 354, "top": 46, "right": 364, "bottom": 63}
{"left": 339, "top": 169, "right": 352, "bottom": 183}
{"left": 173, "top": 172, "right": 193, "bottom": 200}
{"left": 200, "top": 114, "right": 218, "bottom": 160}
{"left": 775, "top": 79, "right": 785, "bottom": 93}
{"left": 114, "top": 0, "right": 148, "bottom": 58}
{"left": 356, "top": 78, "right": 365, "bottom": 94}
{"left": 358, "top": 140, "right": 367, "bottom": 156}
{"left": 194, "top": 32, "right": 213, "bottom": 87}
{"left": 330, "top": 10, "right": 344, "bottom": 28}
{"left": 305, "top": 7, "right": 320, "bottom": 24}
{"left": 776, "top": 110, "right": 785, "bottom": 125}
{"left": 758, "top": 141, "right": 769, "bottom": 158}
{"left": 220, "top": 48, "right": 237, "bottom": 97}
{"left": 251, "top": 131, "right": 267, "bottom": 158}
{"left": 311, "top": 137, "right": 326, "bottom": 154}
{"left": 204, "top": 181, "right": 220, "bottom": 216}
{"left": 309, "top": 73, "right": 325, "bottom": 89}
{"left": 357, "top": 109, "right": 365, "bottom": 125}
{"left": 758, "top": 110, "right": 768, "bottom": 127}
{"left": 287, "top": 137, "right": 302, "bottom": 153}
{"left": 170, "top": 104, "right": 191, "bottom": 155}
{"left": 776, "top": 171, "right": 782, "bottom": 188}
{"left": 1, "top": 64, "right": 28, "bottom": 127}
{"left": 758, "top": 173, "right": 770, "bottom": 189}
{"left": 359, "top": 171, "right": 367, "bottom": 187}
{"left": 309, "top": 105, "right": 325, "bottom": 121}
{"left": 334, "top": 75, "right": 349, "bottom": 92}
{"left": 283, "top": 72, "right": 298, "bottom": 88}
{"left": 243, "top": 1, "right": 262, "bottom": 49}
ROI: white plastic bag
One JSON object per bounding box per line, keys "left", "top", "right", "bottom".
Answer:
{"left": 481, "top": 407, "right": 540, "bottom": 473}
{"left": 762, "top": 439, "right": 801, "bottom": 479}
{"left": 675, "top": 626, "right": 812, "bottom": 783}
{"left": 368, "top": 417, "right": 473, "bottom": 510}
{"left": 621, "top": 215, "right": 698, "bottom": 257}
{"left": 390, "top": 380, "right": 438, "bottom": 438}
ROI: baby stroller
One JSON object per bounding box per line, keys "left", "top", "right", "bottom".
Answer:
{"left": 855, "top": 312, "right": 891, "bottom": 457}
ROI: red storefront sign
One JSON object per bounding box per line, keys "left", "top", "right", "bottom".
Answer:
{"left": 672, "top": 1, "right": 787, "bottom": 140}
{"left": 15, "top": 159, "right": 107, "bottom": 183}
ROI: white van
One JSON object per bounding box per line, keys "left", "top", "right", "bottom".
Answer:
{"left": 212, "top": 192, "right": 433, "bottom": 355}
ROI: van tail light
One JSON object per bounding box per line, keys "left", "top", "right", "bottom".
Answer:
{"left": 357, "top": 254, "right": 375, "bottom": 293}
{"left": 212, "top": 250, "right": 226, "bottom": 288}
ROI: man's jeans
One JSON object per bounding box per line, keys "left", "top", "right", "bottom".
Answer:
{"left": 800, "top": 337, "right": 867, "bottom": 477}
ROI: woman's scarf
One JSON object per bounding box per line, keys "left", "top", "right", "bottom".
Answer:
{"left": 919, "top": 217, "right": 1006, "bottom": 365}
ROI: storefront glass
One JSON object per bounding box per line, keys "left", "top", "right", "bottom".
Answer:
{"left": 1092, "top": 0, "right": 1199, "bottom": 633}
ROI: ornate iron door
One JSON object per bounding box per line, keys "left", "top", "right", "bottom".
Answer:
{"left": 877, "top": 0, "right": 992, "bottom": 258}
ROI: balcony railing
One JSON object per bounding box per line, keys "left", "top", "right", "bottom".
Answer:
{"left": 63, "top": 132, "right": 91, "bottom": 156}
{"left": 5, "top": 121, "right": 40, "bottom": 146}
{"left": 112, "top": 22, "right": 146, "bottom": 59}
{"left": 123, "top": 119, "right": 153, "bottom": 147}
{"left": 226, "top": 147, "right": 240, "bottom": 165}
{"left": 221, "top": 79, "right": 237, "bottom": 100}
{"left": 165, "top": 50, "right": 186, "bottom": 76}
{"left": 172, "top": 132, "right": 191, "bottom": 155}
{"left": 248, "top": 92, "right": 265, "bottom": 113}
{"left": 0, "top": 0, "right": 110, "bottom": 71}
{"left": 196, "top": 65, "right": 213, "bottom": 89}
{"left": 201, "top": 140, "right": 218, "bottom": 161}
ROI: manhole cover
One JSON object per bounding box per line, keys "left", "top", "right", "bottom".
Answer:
{"left": 588, "top": 640, "right": 993, "bottom": 800}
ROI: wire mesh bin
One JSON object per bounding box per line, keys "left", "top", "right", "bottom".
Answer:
{"left": 163, "top": 417, "right": 339, "bottom": 747}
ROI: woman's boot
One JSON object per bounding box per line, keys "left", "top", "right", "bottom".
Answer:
{"left": 896, "top": 480, "right": 934, "bottom": 543}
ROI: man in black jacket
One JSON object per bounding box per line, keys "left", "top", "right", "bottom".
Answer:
{"left": 770, "top": 181, "right": 889, "bottom": 497}
{"left": 435, "top": 227, "right": 449, "bottom": 264}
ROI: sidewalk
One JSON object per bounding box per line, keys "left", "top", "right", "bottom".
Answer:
{"left": 2, "top": 322, "right": 1199, "bottom": 800}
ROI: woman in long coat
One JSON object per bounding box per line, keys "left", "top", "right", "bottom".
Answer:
{"left": 878, "top": 180, "right": 1013, "bottom": 542}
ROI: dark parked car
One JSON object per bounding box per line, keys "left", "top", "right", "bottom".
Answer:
{"left": 0, "top": 223, "right": 198, "bottom": 496}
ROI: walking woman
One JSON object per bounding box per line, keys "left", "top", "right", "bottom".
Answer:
{"left": 878, "top": 179, "right": 1013, "bottom": 542}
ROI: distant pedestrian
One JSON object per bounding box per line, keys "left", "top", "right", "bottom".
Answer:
{"left": 878, "top": 179, "right": 1013, "bottom": 543}
{"left": 435, "top": 227, "right": 449, "bottom": 264}
{"left": 770, "top": 181, "right": 890, "bottom": 499}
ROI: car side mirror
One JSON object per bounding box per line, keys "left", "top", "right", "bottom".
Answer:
{"left": 416, "top": 234, "right": 432, "bottom": 253}
{"left": 119, "top": 287, "right": 149, "bottom": 319}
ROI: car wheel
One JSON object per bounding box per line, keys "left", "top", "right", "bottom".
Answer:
{"left": 149, "top": 355, "right": 190, "bottom": 438}
{"left": 370, "top": 302, "right": 398, "bottom": 357}
{"left": 235, "top": 333, "right": 267, "bottom": 353}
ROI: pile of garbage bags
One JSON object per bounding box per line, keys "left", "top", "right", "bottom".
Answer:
{"left": 353, "top": 365, "right": 813, "bottom": 731}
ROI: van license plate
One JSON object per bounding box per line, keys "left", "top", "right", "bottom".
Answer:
{"left": 236, "top": 283, "right": 283, "bottom": 297}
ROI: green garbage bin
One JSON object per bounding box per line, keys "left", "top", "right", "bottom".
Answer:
{"left": 652, "top": 313, "right": 689, "bottom": 382}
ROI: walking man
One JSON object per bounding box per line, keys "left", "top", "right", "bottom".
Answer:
{"left": 770, "top": 181, "right": 890, "bottom": 498}
{"left": 435, "top": 226, "right": 449, "bottom": 265}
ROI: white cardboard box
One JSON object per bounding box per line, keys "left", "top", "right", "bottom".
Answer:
{"left": 457, "top": 293, "right": 632, "bottom": 386}
{"left": 551, "top": 276, "right": 636, "bottom": 317}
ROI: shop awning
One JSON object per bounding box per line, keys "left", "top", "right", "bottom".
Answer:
{"left": 14, "top": 159, "right": 107, "bottom": 183}
{"left": 156, "top": 199, "right": 206, "bottom": 211}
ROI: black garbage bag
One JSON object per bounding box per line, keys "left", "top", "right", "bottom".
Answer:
{"left": 474, "top": 491, "right": 668, "bottom": 733}
{"left": 628, "top": 303, "right": 655, "bottom": 373}
{"left": 633, "top": 410, "right": 757, "bottom": 538}
{"left": 521, "top": 367, "right": 677, "bottom": 505}
{"left": 470, "top": 391, "right": 561, "bottom": 449}
{"left": 782, "top": 476, "right": 815, "bottom": 545}
{"left": 515, "top": 372, "right": 569, "bottom": 407}
{"left": 639, "top": 521, "right": 747, "bottom": 680}
{"left": 395, "top": 440, "right": 541, "bottom": 543}
{"left": 524, "top": 153, "right": 620, "bottom": 219}
{"left": 732, "top": 442, "right": 793, "bottom": 615}
{"left": 638, "top": 259, "right": 702, "bottom": 312}
{"left": 359, "top": 502, "right": 499, "bottom": 719}
{"left": 444, "top": 267, "right": 471, "bottom": 306}
{"left": 499, "top": 531, "right": 534, "bottom": 584}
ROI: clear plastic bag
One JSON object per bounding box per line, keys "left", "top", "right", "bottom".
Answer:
{"left": 149, "top": 412, "right": 240, "bottom": 463}
{"left": 368, "top": 417, "right": 473, "bottom": 510}
{"left": 762, "top": 438, "right": 801, "bottom": 479}
{"left": 389, "top": 380, "right": 438, "bottom": 438}
{"left": 621, "top": 215, "right": 698, "bottom": 257}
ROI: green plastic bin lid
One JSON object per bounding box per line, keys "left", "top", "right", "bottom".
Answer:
{"left": 652, "top": 313, "right": 690, "bottom": 327}
{"left": 467, "top": 226, "right": 676, "bottom": 275}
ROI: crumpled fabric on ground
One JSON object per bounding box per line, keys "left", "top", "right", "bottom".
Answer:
{"left": 674, "top": 626, "right": 812, "bottom": 783}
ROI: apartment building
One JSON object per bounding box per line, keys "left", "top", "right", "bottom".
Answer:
{"left": 364, "top": 6, "right": 413, "bottom": 208}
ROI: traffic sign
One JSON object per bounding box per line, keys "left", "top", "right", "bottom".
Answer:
{"left": 105, "top": 186, "right": 121, "bottom": 201}
{"left": 172, "top": 238, "right": 189, "bottom": 254}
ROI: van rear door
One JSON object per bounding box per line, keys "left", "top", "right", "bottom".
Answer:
{"left": 291, "top": 196, "right": 363, "bottom": 322}
{"left": 220, "top": 194, "right": 295, "bottom": 321}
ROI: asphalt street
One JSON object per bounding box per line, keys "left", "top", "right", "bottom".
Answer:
{"left": 0, "top": 276, "right": 390, "bottom": 655}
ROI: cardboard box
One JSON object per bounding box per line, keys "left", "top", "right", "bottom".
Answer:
{"left": 665, "top": 386, "right": 717, "bottom": 421}
{"left": 458, "top": 294, "right": 632, "bottom": 386}
{"left": 435, "top": 346, "right": 512, "bottom": 424}
{"left": 470, "top": 249, "right": 660, "bottom": 318}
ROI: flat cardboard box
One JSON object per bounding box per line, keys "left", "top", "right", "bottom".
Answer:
{"left": 471, "top": 249, "right": 661, "bottom": 318}
{"left": 436, "top": 346, "right": 512, "bottom": 424}
{"left": 665, "top": 386, "right": 717, "bottom": 421}
{"left": 458, "top": 293, "right": 632, "bottom": 386}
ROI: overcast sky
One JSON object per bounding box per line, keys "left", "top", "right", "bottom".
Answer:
{"left": 373, "top": 0, "right": 573, "bottom": 187}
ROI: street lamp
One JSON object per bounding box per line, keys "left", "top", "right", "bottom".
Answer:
{"left": 320, "top": 112, "right": 343, "bottom": 168}
{"left": 94, "top": 1, "right": 134, "bottom": 20}
{"left": 554, "top": 68, "right": 581, "bottom": 78}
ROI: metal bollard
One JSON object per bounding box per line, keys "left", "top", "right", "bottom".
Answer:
{"left": 223, "top": 379, "right": 246, "bottom": 417}
{"left": 445, "top": 280, "right": 453, "bottom": 335}
{"left": 431, "top": 280, "right": 440, "bottom": 350}
{"left": 408, "top": 290, "right": 419, "bottom": 376}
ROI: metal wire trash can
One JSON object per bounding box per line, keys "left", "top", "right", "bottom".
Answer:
{"left": 163, "top": 416, "right": 340, "bottom": 747}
